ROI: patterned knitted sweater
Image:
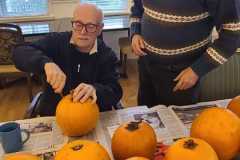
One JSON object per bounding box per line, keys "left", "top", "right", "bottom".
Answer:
{"left": 131, "top": 0, "right": 240, "bottom": 77}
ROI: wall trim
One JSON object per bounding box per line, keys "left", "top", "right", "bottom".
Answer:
{"left": 0, "top": 15, "right": 55, "bottom": 23}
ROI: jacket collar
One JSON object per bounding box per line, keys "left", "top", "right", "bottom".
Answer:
{"left": 70, "top": 37, "right": 98, "bottom": 55}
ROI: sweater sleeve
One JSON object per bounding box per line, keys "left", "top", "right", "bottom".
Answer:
{"left": 191, "top": 0, "right": 240, "bottom": 77}
{"left": 12, "top": 33, "right": 60, "bottom": 74}
{"left": 93, "top": 45, "right": 123, "bottom": 111}
{"left": 130, "top": 0, "right": 144, "bottom": 39}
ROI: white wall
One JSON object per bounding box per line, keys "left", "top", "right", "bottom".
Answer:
{"left": 103, "top": 31, "right": 137, "bottom": 59}
{"left": 103, "top": 31, "right": 127, "bottom": 59}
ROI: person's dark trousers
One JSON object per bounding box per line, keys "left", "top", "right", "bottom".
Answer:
{"left": 137, "top": 55, "right": 200, "bottom": 107}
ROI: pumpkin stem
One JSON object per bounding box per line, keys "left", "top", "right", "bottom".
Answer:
{"left": 126, "top": 120, "right": 142, "bottom": 131}
{"left": 183, "top": 139, "right": 198, "bottom": 150}
{"left": 70, "top": 90, "right": 74, "bottom": 102}
{"left": 71, "top": 144, "right": 83, "bottom": 151}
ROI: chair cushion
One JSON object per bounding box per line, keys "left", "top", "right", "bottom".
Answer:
{"left": 0, "top": 29, "right": 20, "bottom": 65}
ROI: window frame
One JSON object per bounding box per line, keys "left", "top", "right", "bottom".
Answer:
{"left": 79, "top": 0, "right": 131, "bottom": 16}
{"left": 0, "top": 0, "right": 54, "bottom": 23}
{"left": 0, "top": 0, "right": 131, "bottom": 23}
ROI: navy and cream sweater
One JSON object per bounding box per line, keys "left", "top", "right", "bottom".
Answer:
{"left": 131, "top": 0, "right": 240, "bottom": 77}
{"left": 12, "top": 32, "right": 122, "bottom": 112}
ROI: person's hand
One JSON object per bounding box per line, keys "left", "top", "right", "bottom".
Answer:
{"left": 44, "top": 62, "right": 66, "bottom": 94}
{"left": 173, "top": 67, "right": 199, "bottom": 92}
{"left": 131, "top": 34, "right": 146, "bottom": 56}
{"left": 72, "top": 83, "right": 97, "bottom": 103}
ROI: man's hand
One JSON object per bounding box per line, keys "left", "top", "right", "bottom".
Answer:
{"left": 44, "top": 62, "right": 66, "bottom": 94}
{"left": 173, "top": 67, "right": 199, "bottom": 92}
{"left": 72, "top": 83, "right": 97, "bottom": 103}
{"left": 131, "top": 34, "right": 146, "bottom": 56}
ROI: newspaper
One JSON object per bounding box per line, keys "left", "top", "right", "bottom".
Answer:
{"left": 0, "top": 99, "right": 232, "bottom": 160}
{"left": 0, "top": 117, "right": 68, "bottom": 160}
{"left": 150, "top": 105, "right": 187, "bottom": 144}
{"left": 170, "top": 99, "right": 232, "bottom": 133}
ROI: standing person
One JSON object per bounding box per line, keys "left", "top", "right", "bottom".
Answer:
{"left": 13, "top": 3, "right": 122, "bottom": 116}
{"left": 131, "top": 0, "right": 240, "bottom": 107}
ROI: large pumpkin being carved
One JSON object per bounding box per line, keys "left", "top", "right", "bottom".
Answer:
{"left": 165, "top": 137, "right": 219, "bottom": 160}
{"left": 55, "top": 140, "right": 110, "bottom": 160}
{"left": 227, "top": 96, "right": 240, "bottom": 118}
{"left": 56, "top": 95, "right": 99, "bottom": 136}
{"left": 4, "top": 153, "right": 40, "bottom": 160}
{"left": 190, "top": 107, "right": 240, "bottom": 160}
{"left": 111, "top": 121, "right": 157, "bottom": 160}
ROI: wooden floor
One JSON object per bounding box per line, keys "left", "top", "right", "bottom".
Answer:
{"left": 0, "top": 60, "right": 139, "bottom": 122}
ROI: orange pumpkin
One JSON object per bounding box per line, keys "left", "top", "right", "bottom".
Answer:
{"left": 164, "top": 137, "right": 219, "bottom": 160}
{"left": 190, "top": 107, "right": 240, "bottom": 160}
{"left": 227, "top": 96, "right": 240, "bottom": 118}
{"left": 4, "top": 153, "right": 40, "bottom": 160}
{"left": 111, "top": 121, "right": 157, "bottom": 160}
{"left": 56, "top": 95, "right": 99, "bottom": 136}
{"left": 55, "top": 140, "right": 110, "bottom": 160}
{"left": 125, "top": 157, "right": 150, "bottom": 160}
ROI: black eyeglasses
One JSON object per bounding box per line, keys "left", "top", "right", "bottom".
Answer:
{"left": 71, "top": 21, "right": 100, "bottom": 33}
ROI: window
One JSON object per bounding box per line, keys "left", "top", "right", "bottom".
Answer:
{"left": 0, "top": 0, "right": 48, "bottom": 17}
{"left": 19, "top": 23, "right": 50, "bottom": 35}
{"left": 80, "top": 0, "right": 129, "bottom": 14}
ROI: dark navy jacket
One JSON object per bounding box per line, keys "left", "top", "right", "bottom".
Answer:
{"left": 13, "top": 32, "right": 122, "bottom": 114}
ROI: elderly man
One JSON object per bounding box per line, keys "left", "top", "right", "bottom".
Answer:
{"left": 131, "top": 0, "right": 240, "bottom": 107}
{"left": 13, "top": 3, "right": 122, "bottom": 116}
